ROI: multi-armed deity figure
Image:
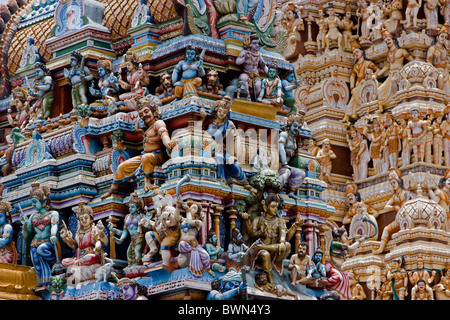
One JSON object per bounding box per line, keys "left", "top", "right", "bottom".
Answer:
{"left": 0, "top": 199, "right": 14, "bottom": 264}
{"left": 59, "top": 200, "right": 108, "bottom": 282}
{"left": 101, "top": 98, "right": 177, "bottom": 199}
{"left": 172, "top": 45, "right": 205, "bottom": 100}
{"left": 108, "top": 193, "right": 146, "bottom": 265}
{"left": 118, "top": 50, "right": 150, "bottom": 111}
{"left": 387, "top": 256, "right": 409, "bottom": 300}
{"left": 63, "top": 51, "right": 94, "bottom": 108}
{"left": 27, "top": 62, "right": 54, "bottom": 120}
{"left": 375, "top": 28, "right": 413, "bottom": 113}
{"left": 239, "top": 192, "right": 300, "bottom": 283}
{"left": 409, "top": 255, "right": 436, "bottom": 300}
{"left": 89, "top": 57, "right": 120, "bottom": 116}
{"left": 20, "top": 182, "right": 59, "bottom": 286}
{"left": 278, "top": 112, "right": 306, "bottom": 199}
{"left": 235, "top": 32, "right": 268, "bottom": 101}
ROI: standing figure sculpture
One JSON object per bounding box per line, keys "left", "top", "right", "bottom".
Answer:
{"left": 235, "top": 32, "right": 268, "bottom": 101}
{"left": 347, "top": 125, "right": 370, "bottom": 181}
{"left": 27, "top": 62, "right": 54, "bottom": 120}
{"left": 101, "top": 99, "right": 177, "bottom": 199}
{"left": 309, "top": 6, "right": 327, "bottom": 52}
{"left": 442, "top": 106, "right": 450, "bottom": 167}
{"left": 341, "top": 3, "right": 357, "bottom": 51}
{"left": 20, "top": 182, "right": 59, "bottom": 286}
{"left": 0, "top": 200, "right": 14, "bottom": 263}
{"left": 172, "top": 45, "right": 205, "bottom": 100}
{"left": 278, "top": 112, "right": 306, "bottom": 199}
{"left": 405, "top": 0, "right": 422, "bottom": 28}
{"left": 407, "top": 108, "right": 428, "bottom": 164}
{"left": 118, "top": 51, "right": 150, "bottom": 111}
{"left": 64, "top": 51, "right": 94, "bottom": 108}
{"left": 281, "top": 2, "right": 305, "bottom": 59}
{"left": 427, "top": 23, "right": 450, "bottom": 97}
{"left": 315, "top": 138, "right": 336, "bottom": 185}
{"left": 375, "top": 28, "right": 413, "bottom": 113}
{"left": 59, "top": 201, "right": 108, "bottom": 283}
{"left": 342, "top": 39, "right": 379, "bottom": 123}
{"left": 387, "top": 256, "right": 409, "bottom": 300}
{"left": 108, "top": 193, "right": 145, "bottom": 265}
{"left": 432, "top": 110, "right": 444, "bottom": 165}
{"left": 281, "top": 70, "right": 300, "bottom": 114}
{"left": 368, "top": 117, "right": 386, "bottom": 175}
{"left": 383, "top": 112, "right": 401, "bottom": 169}
{"left": 425, "top": 0, "right": 439, "bottom": 30}
{"left": 409, "top": 255, "right": 436, "bottom": 300}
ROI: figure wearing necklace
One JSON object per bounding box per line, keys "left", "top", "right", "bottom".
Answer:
{"left": 277, "top": 112, "right": 306, "bottom": 199}
{"left": 59, "top": 201, "right": 108, "bottom": 283}
{"left": 63, "top": 51, "right": 94, "bottom": 108}
{"left": 172, "top": 45, "right": 205, "bottom": 100}
{"left": 427, "top": 22, "right": 450, "bottom": 98}
{"left": 200, "top": 95, "right": 254, "bottom": 192}
{"left": 20, "top": 182, "right": 59, "bottom": 286}
{"left": 108, "top": 193, "right": 146, "bottom": 265}
{"left": 89, "top": 57, "right": 120, "bottom": 116}
{"left": 257, "top": 62, "right": 283, "bottom": 108}
{"left": 0, "top": 200, "right": 14, "bottom": 264}
{"left": 27, "top": 62, "right": 54, "bottom": 120}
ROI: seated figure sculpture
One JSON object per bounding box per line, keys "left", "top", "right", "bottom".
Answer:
{"left": 257, "top": 62, "right": 283, "bottom": 108}
{"left": 100, "top": 98, "right": 177, "bottom": 199}
{"left": 172, "top": 45, "right": 205, "bottom": 100}
{"left": 89, "top": 57, "right": 120, "bottom": 117}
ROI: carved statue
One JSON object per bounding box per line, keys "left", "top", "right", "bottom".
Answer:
{"left": 201, "top": 95, "right": 254, "bottom": 192}
{"left": 239, "top": 192, "right": 299, "bottom": 283}
{"left": 60, "top": 201, "right": 108, "bottom": 284}
{"left": 204, "top": 230, "right": 226, "bottom": 273}
{"left": 397, "top": 111, "right": 412, "bottom": 166}
{"left": 89, "top": 57, "right": 120, "bottom": 116}
{"left": 374, "top": 168, "right": 411, "bottom": 254}
{"left": 176, "top": 197, "right": 215, "bottom": 277}
{"left": 0, "top": 200, "right": 14, "bottom": 264}
{"left": 350, "top": 274, "right": 367, "bottom": 300}
{"left": 342, "top": 39, "right": 379, "bottom": 123}
{"left": 20, "top": 182, "right": 59, "bottom": 286}
{"left": 409, "top": 255, "right": 436, "bottom": 300}
{"left": 280, "top": 1, "right": 305, "bottom": 58}
{"left": 383, "top": 112, "right": 401, "bottom": 169}
{"left": 277, "top": 112, "right": 306, "bottom": 199}
{"left": 308, "top": 6, "right": 327, "bottom": 52}
{"left": 356, "top": 0, "right": 370, "bottom": 43}
{"left": 375, "top": 28, "right": 413, "bottom": 113}
{"left": 117, "top": 277, "right": 148, "bottom": 300}
{"left": 442, "top": 105, "right": 450, "bottom": 167}
{"left": 202, "top": 69, "right": 224, "bottom": 94}
{"left": 288, "top": 241, "right": 313, "bottom": 285}
{"left": 428, "top": 169, "right": 450, "bottom": 223}
{"left": 225, "top": 227, "right": 248, "bottom": 272}
{"left": 425, "top": 0, "right": 439, "bottom": 30}
{"left": 407, "top": 108, "right": 428, "bottom": 164}
{"left": 155, "top": 71, "right": 174, "bottom": 99}
{"left": 324, "top": 3, "right": 343, "bottom": 51}
{"left": 27, "top": 62, "right": 54, "bottom": 120}
{"left": 108, "top": 193, "right": 145, "bottom": 265}
{"left": 433, "top": 263, "right": 450, "bottom": 300}
{"left": 118, "top": 50, "right": 150, "bottom": 111}
{"left": 7, "top": 88, "right": 29, "bottom": 129}
{"left": 257, "top": 62, "right": 283, "bottom": 108}
{"left": 172, "top": 45, "right": 205, "bottom": 100}
{"left": 235, "top": 32, "right": 268, "bottom": 101}
{"left": 341, "top": 3, "right": 357, "bottom": 51}
{"left": 427, "top": 23, "right": 450, "bottom": 96}
{"left": 100, "top": 98, "right": 177, "bottom": 199}
{"left": 315, "top": 138, "right": 336, "bottom": 185}
{"left": 207, "top": 269, "right": 246, "bottom": 300}
{"left": 376, "top": 273, "right": 393, "bottom": 300}
{"left": 342, "top": 181, "right": 379, "bottom": 225}
{"left": 254, "top": 271, "right": 298, "bottom": 299}
{"left": 387, "top": 256, "right": 409, "bottom": 300}
{"left": 307, "top": 138, "right": 320, "bottom": 157}
{"left": 405, "top": 0, "right": 422, "bottom": 28}
{"left": 368, "top": 117, "right": 386, "bottom": 175}
{"left": 424, "top": 110, "right": 435, "bottom": 164}
{"left": 440, "top": 0, "right": 450, "bottom": 23}
{"left": 63, "top": 51, "right": 94, "bottom": 108}
{"left": 347, "top": 124, "right": 370, "bottom": 181}
{"left": 281, "top": 69, "right": 300, "bottom": 114}
{"left": 308, "top": 247, "right": 328, "bottom": 289}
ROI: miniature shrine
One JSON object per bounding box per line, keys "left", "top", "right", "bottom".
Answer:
{"left": 0, "top": 0, "right": 449, "bottom": 301}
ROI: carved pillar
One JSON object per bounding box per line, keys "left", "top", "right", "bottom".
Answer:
{"left": 303, "top": 219, "right": 319, "bottom": 257}
{"left": 213, "top": 205, "right": 223, "bottom": 247}
{"left": 227, "top": 208, "right": 238, "bottom": 237}
{"left": 295, "top": 227, "right": 302, "bottom": 254}
{"left": 106, "top": 215, "right": 119, "bottom": 259}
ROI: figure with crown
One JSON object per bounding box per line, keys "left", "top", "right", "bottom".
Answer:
{"left": 0, "top": 199, "right": 14, "bottom": 264}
